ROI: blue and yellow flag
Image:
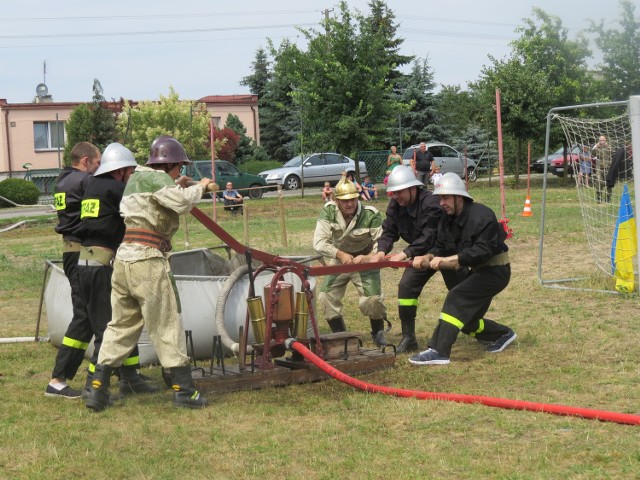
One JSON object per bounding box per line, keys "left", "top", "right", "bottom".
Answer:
{"left": 610, "top": 184, "right": 637, "bottom": 293}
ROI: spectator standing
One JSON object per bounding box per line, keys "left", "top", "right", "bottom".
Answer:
{"left": 577, "top": 145, "right": 592, "bottom": 187}
{"left": 46, "top": 142, "right": 101, "bottom": 398}
{"left": 409, "top": 172, "right": 516, "bottom": 365}
{"left": 386, "top": 146, "right": 403, "bottom": 171}
{"left": 430, "top": 165, "right": 443, "bottom": 186}
{"left": 411, "top": 143, "right": 434, "bottom": 185}
{"left": 85, "top": 135, "right": 212, "bottom": 411}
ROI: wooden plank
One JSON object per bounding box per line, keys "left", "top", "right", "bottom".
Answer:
{"left": 193, "top": 349, "right": 395, "bottom": 394}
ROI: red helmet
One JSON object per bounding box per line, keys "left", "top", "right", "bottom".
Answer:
{"left": 146, "top": 135, "right": 191, "bottom": 165}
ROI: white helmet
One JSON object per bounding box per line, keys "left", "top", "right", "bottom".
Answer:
{"left": 94, "top": 143, "right": 138, "bottom": 176}
{"left": 386, "top": 165, "right": 424, "bottom": 192}
{"left": 432, "top": 172, "right": 473, "bottom": 199}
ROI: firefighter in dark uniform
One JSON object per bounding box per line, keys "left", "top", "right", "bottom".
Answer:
{"left": 76, "top": 143, "right": 158, "bottom": 397}
{"left": 46, "top": 142, "right": 101, "bottom": 398}
{"left": 409, "top": 172, "right": 517, "bottom": 365}
{"left": 362, "top": 166, "right": 461, "bottom": 353}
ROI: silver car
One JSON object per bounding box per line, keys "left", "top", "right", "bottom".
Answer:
{"left": 258, "top": 153, "right": 368, "bottom": 190}
{"left": 403, "top": 142, "right": 477, "bottom": 181}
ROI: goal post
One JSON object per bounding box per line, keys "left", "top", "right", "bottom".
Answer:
{"left": 537, "top": 97, "right": 639, "bottom": 293}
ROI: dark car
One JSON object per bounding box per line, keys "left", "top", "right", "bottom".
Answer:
{"left": 531, "top": 146, "right": 573, "bottom": 174}
{"left": 182, "top": 160, "right": 268, "bottom": 199}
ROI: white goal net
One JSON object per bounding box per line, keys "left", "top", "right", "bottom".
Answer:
{"left": 539, "top": 98, "right": 639, "bottom": 293}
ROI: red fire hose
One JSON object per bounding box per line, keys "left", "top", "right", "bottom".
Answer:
{"left": 286, "top": 339, "right": 640, "bottom": 426}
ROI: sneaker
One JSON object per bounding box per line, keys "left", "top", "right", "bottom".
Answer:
{"left": 408, "top": 348, "right": 450, "bottom": 365}
{"left": 486, "top": 329, "right": 517, "bottom": 353}
{"left": 44, "top": 384, "right": 82, "bottom": 399}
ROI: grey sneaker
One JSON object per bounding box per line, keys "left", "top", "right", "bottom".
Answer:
{"left": 486, "top": 330, "right": 517, "bottom": 353}
{"left": 44, "top": 384, "right": 82, "bottom": 399}
{"left": 408, "top": 348, "right": 450, "bottom": 365}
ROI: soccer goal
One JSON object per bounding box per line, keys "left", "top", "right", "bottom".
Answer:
{"left": 538, "top": 96, "right": 640, "bottom": 294}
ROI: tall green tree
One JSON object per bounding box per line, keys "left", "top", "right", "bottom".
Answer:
{"left": 293, "top": 1, "right": 410, "bottom": 171}
{"left": 240, "top": 48, "right": 271, "bottom": 98}
{"left": 591, "top": 0, "right": 640, "bottom": 100}
{"left": 115, "top": 87, "right": 215, "bottom": 163}
{"left": 259, "top": 40, "right": 303, "bottom": 162}
{"left": 471, "top": 8, "right": 592, "bottom": 181}
{"left": 435, "top": 85, "right": 484, "bottom": 145}
{"left": 395, "top": 58, "right": 443, "bottom": 148}
{"left": 62, "top": 104, "right": 94, "bottom": 166}
{"left": 90, "top": 79, "right": 117, "bottom": 151}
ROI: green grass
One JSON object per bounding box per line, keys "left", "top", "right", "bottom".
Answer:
{"left": 1, "top": 178, "right": 639, "bottom": 479}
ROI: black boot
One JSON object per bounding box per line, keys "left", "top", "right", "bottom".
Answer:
{"left": 327, "top": 317, "right": 346, "bottom": 333}
{"left": 82, "top": 371, "right": 93, "bottom": 400}
{"left": 85, "top": 364, "right": 114, "bottom": 412}
{"left": 370, "top": 318, "right": 387, "bottom": 347}
{"left": 119, "top": 366, "right": 160, "bottom": 395}
{"left": 396, "top": 319, "right": 419, "bottom": 353}
{"left": 170, "top": 366, "right": 207, "bottom": 409}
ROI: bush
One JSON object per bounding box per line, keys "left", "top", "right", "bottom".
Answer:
{"left": 0, "top": 178, "right": 41, "bottom": 207}
{"left": 240, "top": 159, "right": 283, "bottom": 176}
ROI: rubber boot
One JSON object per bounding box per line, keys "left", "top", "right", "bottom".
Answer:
{"left": 85, "top": 364, "right": 114, "bottom": 412}
{"left": 81, "top": 372, "right": 93, "bottom": 400}
{"left": 370, "top": 318, "right": 387, "bottom": 347}
{"left": 119, "top": 366, "right": 160, "bottom": 395}
{"left": 170, "top": 366, "right": 207, "bottom": 409}
{"left": 327, "top": 317, "right": 347, "bottom": 333}
{"left": 396, "top": 318, "right": 419, "bottom": 353}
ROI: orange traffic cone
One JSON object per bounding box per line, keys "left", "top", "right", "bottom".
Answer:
{"left": 520, "top": 196, "right": 533, "bottom": 217}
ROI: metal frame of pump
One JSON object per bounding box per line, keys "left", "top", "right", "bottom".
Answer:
{"left": 243, "top": 261, "right": 324, "bottom": 370}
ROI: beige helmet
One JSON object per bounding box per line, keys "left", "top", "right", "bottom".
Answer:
{"left": 386, "top": 165, "right": 423, "bottom": 192}
{"left": 334, "top": 172, "right": 359, "bottom": 200}
{"left": 433, "top": 172, "right": 473, "bottom": 199}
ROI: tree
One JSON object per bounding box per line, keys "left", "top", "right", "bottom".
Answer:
{"left": 591, "top": 0, "right": 640, "bottom": 100}
{"left": 213, "top": 127, "right": 240, "bottom": 162}
{"left": 90, "top": 79, "right": 117, "bottom": 151}
{"left": 225, "top": 114, "right": 254, "bottom": 163}
{"left": 395, "top": 58, "right": 443, "bottom": 147}
{"left": 259, "top": 40, "right": 303, "bottom": 162}
{"left": 471, "top": 8, "right": 592, "bottom": 182}
{"left": 62, "top": 79, "right": 117, "bottom": 166}
{"left": 435, "top": 85, "right": 485, "bottom": 145}
{"left": 293, "top": 1, "right": 410, "bottom": 171}
{"left": 115, "top": 87, "right": 216, "bottom": 163}
{"left": 240, "top": 48, "right": 271, "bottom": 98}
{"left": 62, "top": 104, "right": 94, "bottom": 166}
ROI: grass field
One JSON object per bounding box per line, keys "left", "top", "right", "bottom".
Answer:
{"left": 1, "top": 177, "right": 639, "bottom": 480}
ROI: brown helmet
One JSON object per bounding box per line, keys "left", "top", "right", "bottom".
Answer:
{"left": 146, "top": 135, "right": 191, "bottom": 165}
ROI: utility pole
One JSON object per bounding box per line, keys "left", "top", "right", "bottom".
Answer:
{"left": 322, "top": 8, "right": 333, "bottom": 35}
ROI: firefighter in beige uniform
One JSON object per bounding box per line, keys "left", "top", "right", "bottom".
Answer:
{"left": 86, "top": 135, "right": 212, "bottom": 411}
{"left": 313, "top": 174, "right": 388, "bottom": 346}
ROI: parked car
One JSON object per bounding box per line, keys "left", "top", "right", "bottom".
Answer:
{"left": 402, "top": 143, "right": 477, "bottom": 181}
{"left": 182, "top": 160, "right": 268, "bottom": 199}
{"left": 531, "top": 146, "right": 575, "bottom": 174}
{"left": 258, "top": 153, "right": 367, "bottom": 190}
{"left": 549, "top": 145, "right": 581, "bottom": 177}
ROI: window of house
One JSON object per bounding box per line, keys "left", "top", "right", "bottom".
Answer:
{"left": 34, "top": 121, "right": 65, "bottom": 150}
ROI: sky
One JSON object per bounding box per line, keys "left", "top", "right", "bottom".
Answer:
{"left": 0, "top": 0, "right": 625, "bottom": 104}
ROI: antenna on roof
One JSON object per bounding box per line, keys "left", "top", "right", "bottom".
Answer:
{"left": 43, "top": 60, "right": 47, "bottom": 84}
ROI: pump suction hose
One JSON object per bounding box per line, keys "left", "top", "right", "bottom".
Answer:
{"left": 215, "top": 265, "right": 251, "bottom": 354}
{"left": 285, "top": 339, "right": 640, "bottom": 426}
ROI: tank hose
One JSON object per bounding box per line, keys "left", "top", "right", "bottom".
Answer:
{"left": 285, "top": 339, "right": 640, "bottom": 426}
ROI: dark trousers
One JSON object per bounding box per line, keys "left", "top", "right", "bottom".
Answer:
{"left": 51, "top": 252, "right": 91, "bottom": 380}
{"left": 428, "top": 265, "right": 511, "bottom": 357}
{"left": 78, "top": 265, "right": 140, "bottom": 371}
{"left": 397, "top": 268, "right": 463, "bottom": 326}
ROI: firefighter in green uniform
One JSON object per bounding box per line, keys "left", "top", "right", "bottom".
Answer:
{"left": 313, "top": 173, "right": 389, "bottom": 346}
